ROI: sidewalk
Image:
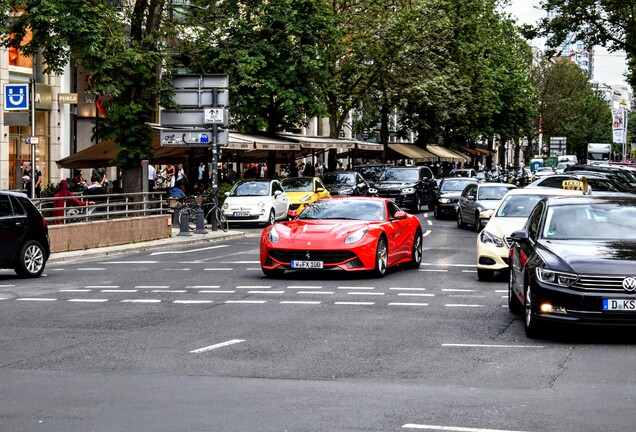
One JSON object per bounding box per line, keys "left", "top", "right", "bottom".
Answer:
{"left": 49, "top": 228, "right": 247, "bottom": 264}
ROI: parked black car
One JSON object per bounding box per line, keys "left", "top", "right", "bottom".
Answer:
{"left": 509, "top": 195, "right": 636, "bottom": 338}
{"left": 0, "top": 191, "right": 50, "bottom": 277}
{"left": 373, "top": 166, "right": 438, "bottom": 212}
{"left": 434, "top": 177, "right": 478, "bottom": 219}
{"left": 321, "top": 171, "right": 372, "bottom": 196}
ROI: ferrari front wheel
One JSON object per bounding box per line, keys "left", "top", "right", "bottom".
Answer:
{"left": 373, "top": 237, "right": 388, "bottom": 277}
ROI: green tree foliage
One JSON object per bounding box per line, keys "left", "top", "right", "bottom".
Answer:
{"left": 530, "top": 0, "right": 636, "bottom": 88}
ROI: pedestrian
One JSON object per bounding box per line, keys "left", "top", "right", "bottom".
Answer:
{"left": 53, "top": 179, "right": 94, "bottom": 224}
{"left": 161, "top": 164, "right": 176, "bottom": 188}
{"left": 198, "top": 162, "right": 207, "bottom": 187}
{"left": 176, "top": 163, "right": 186, "bottom": 184}
{"left": 227, "top": 164, "right": 237, "bottom": 182}
{"left": 581, "top": 176, "right": 592, "bottom": 195}
{"left": 148, "top": 163, "right": 156, "bottom": 191}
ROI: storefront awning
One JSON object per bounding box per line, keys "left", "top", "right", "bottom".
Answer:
{"left": 277, "top": 133, "right": 355, "bottom": 150}
{"left": 426, "top": 145, "right": 466, "bottom": 162}
{"left": 447, "top": 148, "right": 471, "bottom": 163}
{"left": 56, "top": 140, "right": 120, "bottom": 169}
{"left": 464, "top": 147, "right": 480, "bottom": 156}
{"left": 475, "top": 147, "right": 493, "bottom": 156}
{"left": 388, "top": 143, "right": 437, "bottom": 162}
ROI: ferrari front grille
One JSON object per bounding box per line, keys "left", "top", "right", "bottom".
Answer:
{"left": 269, "top": 250, "right": 356, "bottom": 264}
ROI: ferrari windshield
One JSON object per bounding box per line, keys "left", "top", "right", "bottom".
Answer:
{"left": 298, "top": 199, "right": 386, "bottom": 221}
{"left": 379, "top": 168, "right": 418, "bottom": 182}
{"left": 282, "top": 178, "right": 313, "bottom": 192}
{"left": 542, "top": 203, "right": 636, "bottom": 239}
{"left": 230, "top": 181, "right": 270, "bottom": 196}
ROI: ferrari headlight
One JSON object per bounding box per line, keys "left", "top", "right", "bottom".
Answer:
{"left": 345, "top": 227, "right": 369, "bottom": 244}
{"left": 438, "top": 197, "right": 451, "bottom": 204}
{"left": 536, "top": 269, "right": 578, "bottom": 287}
{"left": 267, "top": 225, "right": 280, "bottom": 243}
{"left": 480, "top": 230, "right": 504, "bottom": 247}
{"left": 401, "top": 187, "right": 416, "bottom": 194}
{"left": 300, "top": 195, "right": 312, "bottom": 202}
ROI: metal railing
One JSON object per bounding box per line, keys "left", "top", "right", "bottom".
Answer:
{"left": 33, "top": 192, "right": 172, "bottom": 225}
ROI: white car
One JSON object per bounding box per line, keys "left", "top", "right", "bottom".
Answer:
{"left": 475, "top": 188, "right": 582, "bottom": 281}
{"left": 533, "top": 166, "right": 555, "bottom": 178}
{"left": 223, "top": 179, "right": 290, "bottom": 226}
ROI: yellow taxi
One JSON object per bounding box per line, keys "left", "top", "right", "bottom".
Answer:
{"left": 281, "top": 176, "right": 331, "bottom": 218}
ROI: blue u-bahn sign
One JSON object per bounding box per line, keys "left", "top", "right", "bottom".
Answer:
{"left": 4, "top": 83, "right": 29, "bottom": 110}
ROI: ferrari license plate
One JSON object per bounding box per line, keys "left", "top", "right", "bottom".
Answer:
{"left": 233, "top": 211, "right": 250, "bottom": 217}
{"left": 603, "top": 299, "right": 636, "bottom": 311}
{"left": 291, "top": 260, "right": 323, "bottom": 269}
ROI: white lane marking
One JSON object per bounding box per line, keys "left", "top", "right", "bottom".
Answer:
{"left": 501, "top": 296, "right": 507, "bottom": 299}
{"left": 151, "top": 290, "right": 187, "bottom": 293}
{"left": 442, "top": 289, "right": 475, "bottom": 292}
{"left": 280, "top": 301, "right": 321, "bottom": 305}
{"left": 347, "top": 292, "right": 384, "bottom": 296}
{"left": 60, "top": 289, "right": 91, "bottom": 292}
{"left": 337, "top": 286, "right": 374, "bottom": 290}
{"left": 190, "top": 339, "right": 245, "bottom": 353}
{"left": 297, "top": 291, "right": 334, "bottom": 295}
{"left": 390, "top": 287, "right": 427, "bottom": 291}
{"left": 0, "top": 284, "right": 15, "bottom": 287}
{"left": 334, "top": 302, "right": 375, "bottom": 305}
{"left": 163, "top": 268, "right": 191, "bottom": 271}
{"left": 389, "top": 303, "right": 429, "bottom": 306}
{"left": 135, "top": 285, "right": 170, "bottom": 289}
{"left": 398, "top": 293, "right": 435, "bottom": 297}
{"left": 427, "top": 220, "right": 433, "bottom": 226}
{"left": 199, "top": 290, "right": 236, "bottom": 294}
{"left": 423, "top": 230, "right": 432, "bottom": 237}
{"left": 421, "top": 263, "right": 475, "bottom": 267}
{"left": 121, "top": 299, "right": 161, "bottom": 303}
{"left": 449, "top": 295, "right": 486, "bottom": 298}
{"left": 226, "top": 261, "right": 260, "bottom": 264}
{"left": 236, "top": 285, "right": 271, "bottom": 289}
{"left": 248, "top": 291, "right": 285, "bottom": 294}
{"left": 204, "top": 268, "right": 234, "bottom": 271}
{"left": 68, "top": 299, "right": 108, "bottom": 303}
{"left": 186, "top": 285, "right": 221, "bottom": 289}
{"left": 225, "top": 300, "right": 267, "bottom": 304}
{"left": 247, "top": 268, "right": 261, "bottom": 271}
{"left": 402, "top": 424, "right": 529, "bottom": 432}
{"left": 151, "top": 245, "right": 229, "bottom": 256}
{"left": 86, "top": 285, "right": 119, "bottom": 289}
{"left": 77, "top": 268, "right": 105, "bottom": 271}
{"left": 445, "top": 304, "right": 484, "bottom": 307}
{"left": 419, "top": 269, "right": 448, "bottom": 272}
{"left": 16, "top": 298, "right": 57, "bottom": 302}
{"left": 173, "top": 300, "right": 214, "bottom": 304}
{"left": 0, "top": 298, "right": 8, "bottom": 300}
{"left": 287, "top": 285, "right": 323, "bottom": 289}
{"left": 442, "top": 344, "right": 545, "bottom": 349}
{"left": 101, "top": 289, "right": 138, "bottom": 293}
{"left": 495, "top": 290, "right": 507, "bottom": 293}
{"left": 462, "top": 270, "right": 477, "bottom": 273}
{"left": 98, "top": 261, "right": 158, "bottom": 264}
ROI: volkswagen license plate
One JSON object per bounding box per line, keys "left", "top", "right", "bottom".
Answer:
{"left": 291, "top": 260, "right": 323, "bottom": 269}
{"left": 603, "top": 299, "right": 636, "bottom": 311}
{"left": 233, "top": 211, "right": 250, "bottom": 217}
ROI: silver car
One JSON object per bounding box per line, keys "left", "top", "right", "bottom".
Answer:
{"left": 457, "top": 182, "right": 517, "bottom": 232}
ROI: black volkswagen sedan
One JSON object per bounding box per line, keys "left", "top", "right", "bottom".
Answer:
{"left": 0, "top": 190, "right": 50, "bottom": 277}
{"left": 508, "top": 195, "right": 636, "bottom": 338}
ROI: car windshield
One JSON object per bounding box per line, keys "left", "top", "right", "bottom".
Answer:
{"left": 322, "top": 173, "right": 355, "bottom": 186}
{"left": 356, "top": 166, "right": 385, "bottom": 181}
{"left": 543, "top": 203, "right": 636, "bottom": 239}
{"left": 298, "top": 199, "right": 386, "bottom": 221}
{"left": 230, "top": 181, "right": 269, "bottom": 196}
{"left": 282, "top": 178, "right": 313, "bottom": 192}
{"left": 441, "top": 179, "right": 474, "bottom": 192}
{"left": 496, "top": 195, "right": 543, "bottom": 218}
{"left": 477, "top": 186, "right": 511, "bottom": 200}
{"left": 379, "top": 168, "right": 418, "bottom": 182}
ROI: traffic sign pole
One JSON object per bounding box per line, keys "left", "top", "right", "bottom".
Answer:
{"left": 30, "top": 79, "right": 36, "bottom": 199}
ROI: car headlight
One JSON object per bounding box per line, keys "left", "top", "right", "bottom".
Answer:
{"left": 401, "top": 187, "right": 416, "bottom": 194}
{"left": 340, "top": 188, "right": 354, "bottom": 195}
{"left": 480, "top": 230, "right": 504, "bottom": 247}
{"left": 536, "top": 268, "right": 578, "bottom": 287}
{"left": 258, "top": 201, "right": 265, "bottom": 213}
{"left": 300, "top": 195, "right": 312, "bottom": 202}
{"left": 345, "top": 227, "right": 369, "bottom": 244}
{"left": 438, "top": 197, "right": 451, "bottom": 204}
{"left": 267, "top": 225, "right": 280, "bottom": 243}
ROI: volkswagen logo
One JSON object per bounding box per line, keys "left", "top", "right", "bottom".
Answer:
{"left": 623, "top": 276, "right": 636, "bottom": 292}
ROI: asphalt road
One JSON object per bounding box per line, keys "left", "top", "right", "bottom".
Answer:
{"left": 1, "top": 213, "right": 635, "bottom": 432}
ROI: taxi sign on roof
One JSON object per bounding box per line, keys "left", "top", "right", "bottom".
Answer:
{"left": 562, "top": 179, "right": 582, "bottom": 190}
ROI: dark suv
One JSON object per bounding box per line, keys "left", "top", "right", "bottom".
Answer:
{"left": 373, "top": 166, "right": 438, "bottom": 212}
{"left": 0, "top": 191, "right": 50, "bottom": 277}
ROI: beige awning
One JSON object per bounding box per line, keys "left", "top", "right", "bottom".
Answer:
{"left": 356, "top": 142, "right": 383, "bottom": 151}
{"left": 388, "top": 143, "right": 437, "bottom": 162}
{"left": 277, "top": 133, "right": 355, "bottom": 150}
{"left": 447, "top": 148, "right": 471, "bottom": 163}
{"left": 426, "top": 145, "right": 465, "bottom": 162}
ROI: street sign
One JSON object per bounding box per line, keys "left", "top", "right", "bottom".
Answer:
{"left": 160, "top": 129, "right": 228, "bottom": 147}
{"left": 173, "top": 89, "right": 229, "bottom": 107}
{"left": 161, "top": 109, "right": 228, "bottom": 126}
{"left": 29, "top": 136, "right": 40, "bottom": 145}
{"left": 171, "top": 74, "right": 229, "bottom": 89}
{"left": 4, "top": 83, "right": 29, "bottom": 111}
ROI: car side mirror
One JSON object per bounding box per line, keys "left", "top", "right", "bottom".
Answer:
{"left": 392, "top": 211, "right": 407, "bottom": 220}
{"left": 357, "top": 182, "right": 367, "bottom": 188}
{"left": 224, "top": 192, "right": 230, "bottom": 197}
{"left": 315, "top": 187, "right": 325, "bottom": 193}
{"left": 510, "top": 230, "right": 529, "bottom": 243}
{"left": 274, "top": 190, "right": 282, "bottom": 197}
{"left": 467, "top": 194, "right": 476, "bottom": 201}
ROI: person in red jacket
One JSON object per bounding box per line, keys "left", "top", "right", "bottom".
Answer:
{"left": 52, "top": 179, "right": 94, "bottom": 224}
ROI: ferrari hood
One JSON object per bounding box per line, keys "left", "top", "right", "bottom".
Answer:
{"left": 277, "top": 219, "right": 372, "bottom": 241}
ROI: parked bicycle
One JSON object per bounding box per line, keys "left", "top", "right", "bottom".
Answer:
{"left": 177, "top": 197, "right": 229, "bottom": 232}
{"left": 202, "top": 201, "right": 229, "bottom": 232}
